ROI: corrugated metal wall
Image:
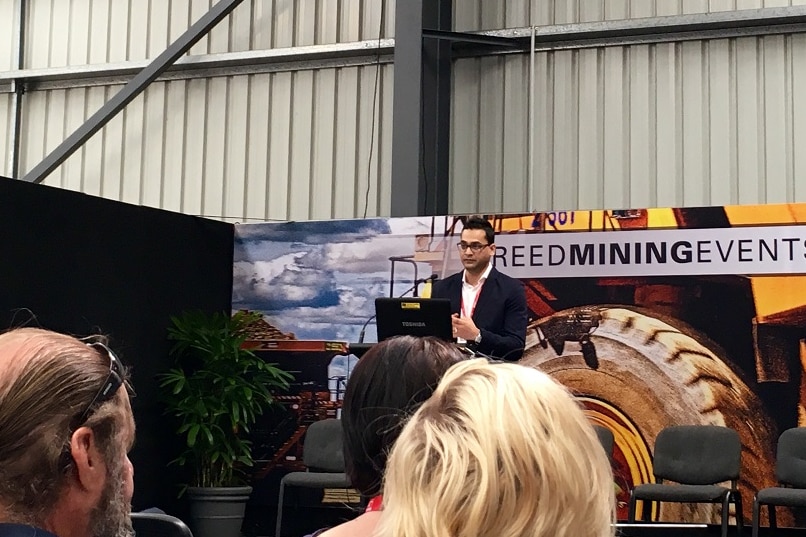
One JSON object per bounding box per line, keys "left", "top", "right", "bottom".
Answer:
{"left": 450, "top": 34, "right": 806, "bottom": 213}
{"left": 0, "top": 94, "right": 10, "bottom": 171}
{"left": 0, "top": 0, "right": 15, "bottom": 72}
{"left": 23, "top": 0, "right": 393, "bottom": 68}
{"left": 1, "top": 0, "right": 394, "bottom": 222}
{"left": 0, "top": 0, "right": 18, "bottom": 179}
{"left": 18, "top": 66, "right": 393, "bottom": 221}
{"left": 4, "top": 1, "right": 806, "bottom": 220}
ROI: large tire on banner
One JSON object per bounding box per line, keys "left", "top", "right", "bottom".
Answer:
{"left": 521, "top": 306, "right": 778, "bottom": 525}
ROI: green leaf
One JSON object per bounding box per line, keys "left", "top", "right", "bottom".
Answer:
{"left": 159, "top": 309, "right": 294, "bottom": 487}
{"left": 187, "top": 424, "right": 199, "bottom": 447}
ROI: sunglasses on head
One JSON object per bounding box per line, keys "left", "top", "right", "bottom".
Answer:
{"left": 76, "top": 341, "right": 125, "bottom": 426}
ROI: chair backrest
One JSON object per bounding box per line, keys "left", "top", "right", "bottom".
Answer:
{"left": 303, "top": 418, "right": 345, "bottom": 473}
{"left": 652, "top": 425, "right": 741, "bottom": 485}
{"left": 775, "top": 427, "right": 806, "bottom": 488}
{"left": 594, "top": 425, "right": 615, "bottom": 461}
{"left": 131, "top": 512, "right": 194, "bottom": 537}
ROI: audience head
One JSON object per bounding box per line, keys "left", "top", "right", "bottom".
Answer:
{"left": 0, "top": 327, "right": 136, "bottom": 537}
{"left": 342, "top": 336, "right": 465, "bottom": 496}
{"left": 379, "top": 358, "right": 616, "bottom": 537}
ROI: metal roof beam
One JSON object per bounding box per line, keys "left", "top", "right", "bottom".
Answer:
{"left": 456, "top": 6, "right": 806, "bottom": 56}
{"left": 0, "top": 40, "right": 394, "bottom": 92}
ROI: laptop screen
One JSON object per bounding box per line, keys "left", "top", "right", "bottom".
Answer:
{"left": 374, "top": 297, "right": 453, "bottom": 342}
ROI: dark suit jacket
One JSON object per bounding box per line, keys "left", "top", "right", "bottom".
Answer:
{"left": 431, "top": 267, "right": 528, "bottom": 361}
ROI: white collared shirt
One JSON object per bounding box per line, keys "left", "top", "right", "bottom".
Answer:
{"left": 457, "top": 262, "right": 492, "bottom": 343}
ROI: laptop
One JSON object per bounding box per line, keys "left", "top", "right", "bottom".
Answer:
{"left": 374, "top": 297, "right": 453, "bottom": 342}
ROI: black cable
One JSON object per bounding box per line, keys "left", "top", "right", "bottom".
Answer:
{"left": 362, "top": 1, "right": 386, "bottom": 219}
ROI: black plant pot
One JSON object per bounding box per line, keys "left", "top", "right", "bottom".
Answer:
{"left": 187, "top": 486, "right": 253, "bottom": 537}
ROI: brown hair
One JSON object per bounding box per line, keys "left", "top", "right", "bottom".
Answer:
{"left": 341, "top": 336, "right": 465, "bottom": 496}
{"left": 0, "top": 328, "right": 131, "bottom": 523}
{"left": 462, "top": 216, "right": 495, "bottom": 245}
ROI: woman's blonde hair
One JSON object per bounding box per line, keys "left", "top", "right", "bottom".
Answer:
{"left": 377, "top": 359, "right": 615, "bottom": 537}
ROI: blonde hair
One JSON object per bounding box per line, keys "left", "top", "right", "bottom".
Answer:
{"left": 377, "top": 359, "right": 615, "bottom": 537}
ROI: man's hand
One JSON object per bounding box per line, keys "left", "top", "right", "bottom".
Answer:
{"left": 452, "top": 313, "right": 480, "bottom": 341}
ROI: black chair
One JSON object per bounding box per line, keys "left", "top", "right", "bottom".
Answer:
{"left": 131, "top": 512, "right": 193, "bottom": 537}
{"left": 752, "top": 427, "right": 806, "bottom": 537}
{"left": 275, "top": 419, "right": 351, "bottom": 537}
{"left": 628, "top": 425, "right": 743, "bottom": 537}
{"left": 594, "top": 424, "right": 615, "bottom": 463}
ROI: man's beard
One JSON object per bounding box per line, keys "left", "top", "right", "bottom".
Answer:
{"left": 89, "top": 451, "right": 133, "bottom": 537}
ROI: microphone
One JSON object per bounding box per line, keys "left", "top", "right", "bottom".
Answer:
{"left": 358, "top": 314, "right": 376, "bottom": 344}
{"left": 412, "top": 273, "right": 439, "bottom": 297}
{"left": 357, "top": 273, "right": 440, "bottom": 342}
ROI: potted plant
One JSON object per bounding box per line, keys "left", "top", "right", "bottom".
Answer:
{"left": 159, "top": 310, "right": 293, "bottom": 537}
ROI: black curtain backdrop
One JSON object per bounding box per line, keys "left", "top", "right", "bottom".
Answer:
{"left": 0, "top": 176, "right": 234, "bottom": 514}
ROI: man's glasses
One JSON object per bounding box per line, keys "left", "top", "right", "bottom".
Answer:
{"left": 76, "top": 341, "right": 125, "bottom": 426}
{"left": 456, "top": 241, "right": 490, "bottom": 253}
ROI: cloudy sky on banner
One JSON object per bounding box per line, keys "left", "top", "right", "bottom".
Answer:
{"left": 233, "top": 217, "right": 442, "bottom": 342}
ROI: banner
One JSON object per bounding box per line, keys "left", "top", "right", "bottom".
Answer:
{"left": 496, "top": 225, "right": 806, "bottom": 277}
{"left": 234, "top": 204, "right": 806, "bottom": 527}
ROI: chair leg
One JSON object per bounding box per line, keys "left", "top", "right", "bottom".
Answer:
{"left": 721, "top": 494, "right": 730, "bottom": 537}
{"left": 276, "top": 481, "right": 286, "bottom": 537}
{"left": 628, "top": 491, "right": 638, "bottom": 522}
{"left": 751, "top": 500, "right": 760, "bottom": 537}
{"left": 769, "top": 504, "right": 777, "bottom": 529}
{"left": 641, "top": 498, "right": 653, "bottom": 522}
{"left": 734, "top": 490, "right": 743, "bottom": 536}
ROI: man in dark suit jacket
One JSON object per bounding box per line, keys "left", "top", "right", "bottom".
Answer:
{"left": 431, "top": 216, "right": 528, "bottom": 361}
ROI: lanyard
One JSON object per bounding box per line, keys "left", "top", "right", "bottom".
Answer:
{"left": 365, "top": 495, "right": 383, "bottom": 512}
{"left": 461, "top": 280, "right": 485, "bottom": 319}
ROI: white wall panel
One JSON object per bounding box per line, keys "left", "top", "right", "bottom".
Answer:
{"left": 763, "top": 35, "right": 792, "bottom": 203}
{"left": 0, "top": 94, "right": 11, "bottom": 175}
{"left": 601, "top": 47, "right": 628, "bottom": 209}
{"left": 0, "top": 0, "right": 16, "bottom": 72}
{"left": 4, "top": 0, "right": 806, "bottom": 223}
{"left": 501, "top": 56, "right": 529, "bottom": 210}
{"left": 451, "top": 58, "right": 481, "bottom": 211}
{"left": 455, "top": 0, "right": 806, "bottom": 31}
{"left": 15, "top": 0, "right": 394, "bottom": 69}
{"left": 16, "top": 65, "right": 392, "bottom": 222}
{"left": 793, "top": 34, "right": 806, "bottom": 202}
{"left": 450, "top": 34, "right": 806, "bottom": 213}
{"left": 477, "top": 57, "right": 506, "bottom": 210}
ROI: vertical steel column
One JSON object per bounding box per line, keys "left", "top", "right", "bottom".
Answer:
{"left": 8, "top": 0, "right": 26, "bottom": 179}
{"left": 22, "top": 0, "right": 245, "bottom": 184}
{"left": 390, "top": 0, "right": 452, "bottom": 217}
